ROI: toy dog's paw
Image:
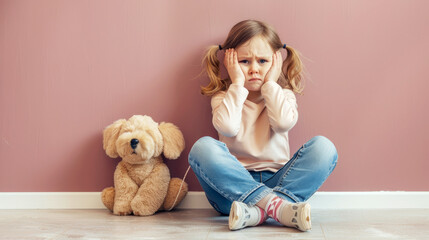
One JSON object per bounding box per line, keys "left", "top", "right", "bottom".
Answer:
{"left": 113, "top": 203, "right": 133, "bottom": 216}
{"left": 132, "top": 209, "right": 153, "bottom": 216}
{"left": 131, "top": 198, "right": 157, "bottom": 216}
{"left": 114, "top": 210, "right": 132, "bottom": 216}
{"left": 132, "top": 208, "right": 156, "bottom": 216}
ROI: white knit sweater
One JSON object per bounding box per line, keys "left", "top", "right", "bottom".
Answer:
{"left": 211, "top": 81, "right": 299, "bottom": 172}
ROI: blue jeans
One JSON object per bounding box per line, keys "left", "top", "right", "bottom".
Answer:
{"left": 188, "top": 136, "right": 338, "bottom": 215}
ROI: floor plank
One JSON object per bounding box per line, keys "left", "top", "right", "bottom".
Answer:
{"left": 0, "top": 209, "right": 428, "bottom": 239}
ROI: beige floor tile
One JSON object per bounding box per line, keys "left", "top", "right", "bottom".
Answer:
{"left": 319, "top": 209, "right": 429, "bottom": 240}
{"left": 322, "top": 223, "right": 429, "bottom": 240}
{"left": 1, "top": 209, "right": 428, "bottom": 239}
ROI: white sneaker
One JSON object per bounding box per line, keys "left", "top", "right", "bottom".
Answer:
{"left": 265, "top": 196, "right": 312, "bottom": 231}
{"left": 280, "top": 202, "right": 312, "bottom": 231}
{"left": 229, "top": 201, "right": 265, "bottom": 231}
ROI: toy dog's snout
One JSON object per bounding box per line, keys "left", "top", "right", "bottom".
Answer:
{"left": 130, "top": 138, "right": 139, "bottom": 149}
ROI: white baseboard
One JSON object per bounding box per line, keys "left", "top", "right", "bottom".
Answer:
{"left": 1, "top": 191, "right": 428, "bottom": 210}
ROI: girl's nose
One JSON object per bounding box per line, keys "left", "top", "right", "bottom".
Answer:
{"left": 249, "top": 62, "right": 259, "bottom": 74}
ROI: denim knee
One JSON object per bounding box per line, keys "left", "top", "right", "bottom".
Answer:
{"left": 307, "top": 136, "right": 338, "bottom": 171}
{"left": 188, "top": 136, "right": 221, "bottom": 166}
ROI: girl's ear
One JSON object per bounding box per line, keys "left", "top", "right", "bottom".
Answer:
{"left": 158, "top": 122, "right": 185, "bottom": 160}
{"left": 103, "top": 119, "right": 126, "bottom": 158}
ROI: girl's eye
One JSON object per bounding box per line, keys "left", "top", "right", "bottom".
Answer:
{"left": 239, "top": 60, "right": 249, "bottom": 64}
{"left": 259, "top": 59, "right": 268, "bottom": 64}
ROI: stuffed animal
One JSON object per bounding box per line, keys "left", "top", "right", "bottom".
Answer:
{"left": 101, "top": 115, "right": 188, "bottom": 216}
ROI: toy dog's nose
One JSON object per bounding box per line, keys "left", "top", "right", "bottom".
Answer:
{"left": 130, "top": 139, "right": 139, "bottom": 149}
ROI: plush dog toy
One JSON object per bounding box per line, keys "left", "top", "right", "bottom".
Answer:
{"left": 101, "top": 115, "right": 188, "bottom": 216}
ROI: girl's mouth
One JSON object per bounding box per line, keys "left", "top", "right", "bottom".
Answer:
{"left": 249, "top": 78, "right": 262, "bottom": 81}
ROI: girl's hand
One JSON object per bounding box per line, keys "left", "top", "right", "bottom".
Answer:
{"left": 224, "top": 49, "right": 245, "bottom": 86}
{"left": 264, "top": 51, "right": 283, "bottom": 83}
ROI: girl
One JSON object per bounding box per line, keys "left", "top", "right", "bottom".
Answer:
{"left": 188, "top": 20, "right": 338, "bottom": 231}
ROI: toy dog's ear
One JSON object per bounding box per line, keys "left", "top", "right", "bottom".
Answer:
{"left": 103, "top": 119, "right": 126, "bottom": 158}
{"left": 158, "top": 122, "right": 185, "bottom": 160}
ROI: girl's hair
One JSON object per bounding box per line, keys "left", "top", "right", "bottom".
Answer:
{"left": 201, "top": 19, "right": 304, "bottom": 96}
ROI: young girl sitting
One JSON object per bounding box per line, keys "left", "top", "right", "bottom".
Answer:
{"left": 188, "top": 19, "right": 338, "bottom": 231}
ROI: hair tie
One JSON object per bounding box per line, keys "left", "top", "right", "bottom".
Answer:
{"left": 218, "top": 45, "right": 222, "bottom": 50}
{"left": 283, "top": 44, "right": 287, "bottom": 49}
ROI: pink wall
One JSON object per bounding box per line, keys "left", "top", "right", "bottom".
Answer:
{"left": 1, "top": 0, "right": 428, "bottom": 192}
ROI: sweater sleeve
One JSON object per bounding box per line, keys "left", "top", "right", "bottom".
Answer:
{"left": 261, "top": 81, "right": 298, "bottom": 133}
{"left": 211, "top": 84, "right": 249, "bottom": 137}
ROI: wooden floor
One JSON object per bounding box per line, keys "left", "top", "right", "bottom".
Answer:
{"left": 0, "top": 209, "right": 428, "bottom": 239}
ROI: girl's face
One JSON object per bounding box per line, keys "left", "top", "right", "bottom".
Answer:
{"left": 236, "top": 36, "right": 274, "bottom": 92}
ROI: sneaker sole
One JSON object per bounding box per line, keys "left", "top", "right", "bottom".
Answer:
{"left": 297, "top": 203, "right": 311, "bottom": 231}
{"left": 228, "top": 201, "right": 243, "bottom": 230}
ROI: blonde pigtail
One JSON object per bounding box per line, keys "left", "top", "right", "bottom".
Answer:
{"left": 282, "top": 46, "right": 304, "bottom": 94}
{"left": 201, "top": 45, "right": 227, "bottom": 96}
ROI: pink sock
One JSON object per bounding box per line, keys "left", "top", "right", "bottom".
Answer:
{"left": 264, "top": 195, "right": 312, "bottom": 231}
{"left": 264, "top": 196, "right": 284, "bottom": 222}
{"left": 256, "top": 205, "right": 268, "bottom": 225}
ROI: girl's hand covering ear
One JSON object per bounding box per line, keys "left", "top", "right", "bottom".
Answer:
{"left": 264, "top": 51, "right": 283, "bottom": 83}
{"left": 224, "top": 49, "right": 245, "bottom": 86}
